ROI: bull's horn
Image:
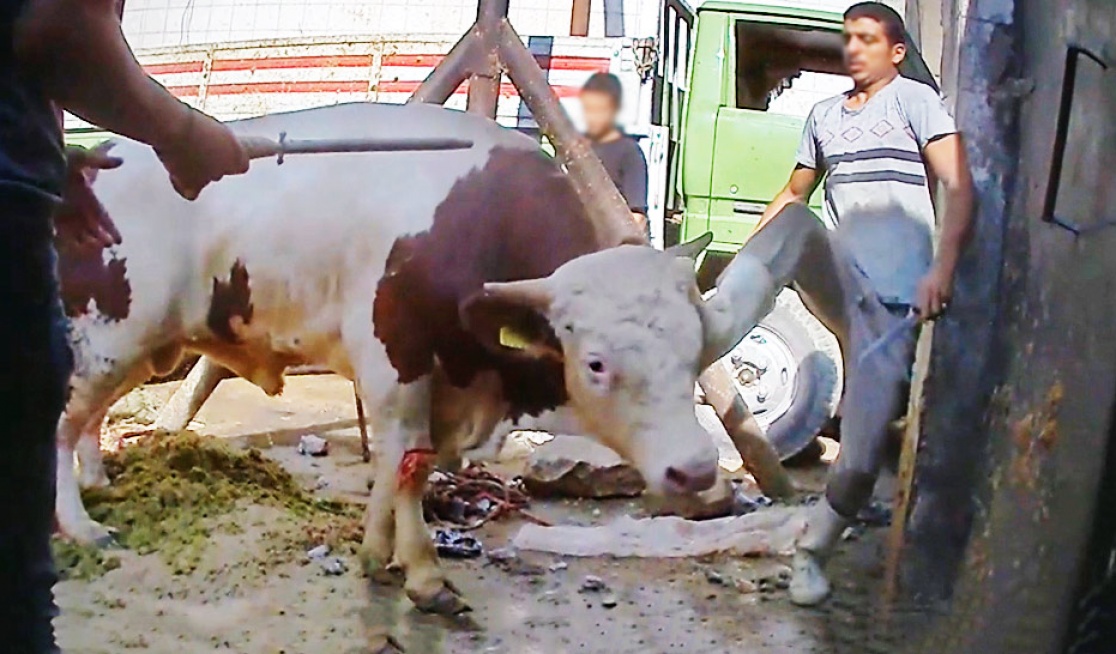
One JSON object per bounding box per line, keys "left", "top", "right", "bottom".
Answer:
{"left": 665, "top": 232, "right": 714, "bottom": 261}
{"left": 482, "top": 279, "right": 554, "bottom": 311}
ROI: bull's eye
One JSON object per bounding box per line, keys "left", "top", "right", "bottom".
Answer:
{"left": 588, "top": 359, "right": 605, "bottom": 374}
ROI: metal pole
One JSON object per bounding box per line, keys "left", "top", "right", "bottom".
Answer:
{"left": 152, "top": 357, "right": 230, "bottom": 432}
{"left": 466, "top": 0, "right": 508, "bottom": 117}
{"left": 408, "top": 30, "right": 481, "bottom": 105}
{"left": 699, "top": 366, "right": 796, "bottom": 500}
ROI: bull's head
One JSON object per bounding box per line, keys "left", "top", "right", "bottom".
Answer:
{"left": 461, "top": 233, "right": 773, "bottom": 496}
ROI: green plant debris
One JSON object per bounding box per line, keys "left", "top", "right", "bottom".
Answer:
{"left": 51, "top": 538, "right": 122, "bottom": 581}
{"left": 69, "top": 430, "right": 360, "bottom": 577}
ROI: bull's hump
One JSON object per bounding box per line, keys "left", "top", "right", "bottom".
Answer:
{"left": 372, "top": 146, "right": 599, "bottom": 417}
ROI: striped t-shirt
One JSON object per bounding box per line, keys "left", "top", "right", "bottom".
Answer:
{"left": 796, "top": 75, "right": 957, "bottom": 305}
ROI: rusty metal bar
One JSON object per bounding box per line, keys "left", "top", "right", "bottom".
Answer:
{"left": 498, "top": 21, "right": 643, "bottom": 246}
{"left": 466, "top": 0, "right": 507, "bottom": 117}
{"left": 408, "top": 30, "right": 482, "bottom": 105}
{"left": 698, "top": 365, "right": 796, "bottom": 500}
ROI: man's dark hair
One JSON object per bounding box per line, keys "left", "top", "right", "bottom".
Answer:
{"left": 844, "top": 2, "right": 907, "bottom": 46}
{"left": 581, "top": 72, "right": 623, "bottom": 108}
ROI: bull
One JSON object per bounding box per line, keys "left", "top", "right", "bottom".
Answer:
{"left": 55, "top": 102, "right": 768, "bottom": 614}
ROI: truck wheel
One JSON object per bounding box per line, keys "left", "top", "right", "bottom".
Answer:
{"left": 718, "top": 289, "right": 842, "bottom": 461}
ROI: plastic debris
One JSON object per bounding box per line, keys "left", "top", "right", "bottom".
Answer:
{"left": 512, "top": 507, "right": 805, "bottom": 558}
{"left": 433, "top": 528, "right": 483, "bottom": 559}
{"left": 320, "top": 557, "right": 348, "bottom": 576}
{"left": 297, "top": 435, "right": 330, "bottom": 457}
{"left": 486, "top": 547, "right": 517, "bottom": 563}
{"left": 548, "top": 561, "right": 568, "bottom": 573}
{"left": 306, "top": 544, "right": 331, "bottom": 560}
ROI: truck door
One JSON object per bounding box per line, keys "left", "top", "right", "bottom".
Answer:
{"left": 650, "top": 0, "right": 695, "bottom": 247}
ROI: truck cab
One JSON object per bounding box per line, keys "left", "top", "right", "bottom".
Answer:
{"left": 666, "top": 0, "right": 937, "bottom": 458}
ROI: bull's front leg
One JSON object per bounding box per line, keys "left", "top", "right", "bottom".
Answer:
{"left": 358, "top": 378, "right": 467, "bottom": 614}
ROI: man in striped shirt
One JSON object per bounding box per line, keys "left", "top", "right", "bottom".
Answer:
{"left": 751, "top": 2, "right": 974, "bottom": 606}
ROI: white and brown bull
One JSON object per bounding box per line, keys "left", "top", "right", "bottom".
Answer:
{"left": 55, "top": 102, "right": 765, "bottom": 614}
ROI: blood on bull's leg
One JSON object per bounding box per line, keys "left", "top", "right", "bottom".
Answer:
{"left": 382, "top": 379, "right": 469, "bottom": 614}
{"left": 393, "top": 446, "right": 469, "bottom": 614}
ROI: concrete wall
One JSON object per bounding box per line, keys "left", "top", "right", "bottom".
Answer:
{"left": 904, "top": 0, "right": 1116, "bottom": 651}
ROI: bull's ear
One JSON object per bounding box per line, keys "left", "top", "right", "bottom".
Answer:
{"left": 665, "top": 231, "right": 713, "bottom": 261}
{"left": 460, "top": 281, "right": 563, "bottom": 361}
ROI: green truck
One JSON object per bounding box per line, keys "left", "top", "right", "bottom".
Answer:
{"left": 655, "top": 0, "right": 938, "bottom": 458}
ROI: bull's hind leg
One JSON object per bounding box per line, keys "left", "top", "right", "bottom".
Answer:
{"left": 56, "top": 358, "right": 152, "bottom": 544}
{"left": 74, "top": 406, "right": 110, "bottom": 489}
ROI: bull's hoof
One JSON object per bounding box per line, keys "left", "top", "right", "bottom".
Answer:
{"left": 370, "top": 634, "right": 405, "bottom": 654}
{"left": 60, "top": 520, "right": 118, "bottom": 548}
{"left": 94, "top": 532, "right": 122, "bottom": 550}
{"left": 407, "top": 583, "right": 471, "bottom": 615}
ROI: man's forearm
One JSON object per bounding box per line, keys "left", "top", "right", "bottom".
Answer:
{"left": 934, "top": 182, "right": 974, "bottom": 275}
{"left": 756, "top": 189, "right": 799, "bottom": 233}
{"left": 17, "top": 0, "right": 192, "bottom": 149}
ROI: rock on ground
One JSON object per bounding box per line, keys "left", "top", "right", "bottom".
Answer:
{"left": 522, "top": 435, "right": 646, "bottom": 499}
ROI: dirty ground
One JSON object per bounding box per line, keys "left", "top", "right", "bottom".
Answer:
{"left": 55, "top": 376, "right": 922, "bottom": 654}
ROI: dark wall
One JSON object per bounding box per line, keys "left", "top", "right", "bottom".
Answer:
{"left": 904, "top": 0, "right": 1116, "bottom": 652}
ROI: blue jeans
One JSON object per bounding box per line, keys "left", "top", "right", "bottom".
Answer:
{"left": 0, "top": 193, "right": 70, "bottom": 654}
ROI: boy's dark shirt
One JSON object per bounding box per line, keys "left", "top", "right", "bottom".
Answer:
{"left": 0, "top": 0, "right": 66, "bottom": 204}
{"left": 590, "top": 133, "right": 648, "bottom": 214}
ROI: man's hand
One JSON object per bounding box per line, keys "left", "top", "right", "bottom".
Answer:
{"left": 915, "top": 263, "right": 953, "bottom": 320}
{"left": 631, "top": 211, "right": 648, "bottom": 234}
{"left": 55, "top": 145, "right": 123, "bottom": 249}
{"left": 155, "top": 108, "right": 249, "bottom": 200}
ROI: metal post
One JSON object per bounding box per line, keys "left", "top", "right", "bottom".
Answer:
{"left": 466, "top": 0, "right": 507, "bottom": 117}
{"left": 699, "top": 366, "right": 796, "bottom": 500}
{"left": 152, "top": 357, "right": 230, "bottom": 432}
{"left": 408, "top": 30, "right": 481, "bottom": 105}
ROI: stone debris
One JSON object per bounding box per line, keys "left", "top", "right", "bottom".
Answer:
{"left": 579, "top": 575, "right": 608, "bottom": 593}
{"left": 548, "top": 561, "right": 569, "bottom": 573}
{"left": 297, "top": 435, "right": 330, "bottom": 457}
{"left": 522, "top": 436, "right": 645, "bottom": 499}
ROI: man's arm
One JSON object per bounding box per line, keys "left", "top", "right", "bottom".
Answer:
{"left": 754, "top": 166, "right": 821, "bottom": 233}
{"left": 15, "top": 0, "right": 248, "bottom": 198}
{"left": 915, "top": 133, "right": 974, "bottom": 317}
{"left": 621, "top": 140, "right": 649, "bottom": 235}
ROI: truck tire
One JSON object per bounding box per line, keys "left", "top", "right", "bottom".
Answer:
{"left": 718, "top": 288, "right": 842, "bottom": 461}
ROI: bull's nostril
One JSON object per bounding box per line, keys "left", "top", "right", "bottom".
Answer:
{"left": 665, "top": 466, "right": 689, "bottom": 489}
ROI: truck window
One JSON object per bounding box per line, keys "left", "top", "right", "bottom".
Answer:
{"left": 734, "top": 21, "right": 851, "bottom": 118}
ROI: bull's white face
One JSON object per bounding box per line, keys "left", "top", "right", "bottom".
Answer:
{"left": 467, "top": 245, "right": 721, "bottom": 496}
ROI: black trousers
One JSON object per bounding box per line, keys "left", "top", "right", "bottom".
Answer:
{"left": 0, "top": 193, "right": 70, "bottom": 654}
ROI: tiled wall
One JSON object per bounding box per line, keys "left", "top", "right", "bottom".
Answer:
{"left": 122, "top": 0, "right": 656, "bottom": 50}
